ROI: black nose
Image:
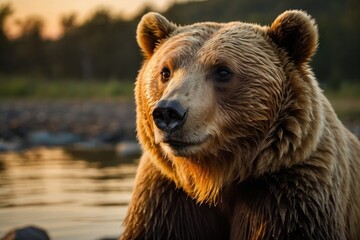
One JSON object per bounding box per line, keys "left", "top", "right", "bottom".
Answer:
{"left": 152, "top": 100, "right": 187, "bottom": 133}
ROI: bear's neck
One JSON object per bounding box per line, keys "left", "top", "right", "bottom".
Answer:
{"left": 251, "top": 67, "right": 326, "bottom": 176}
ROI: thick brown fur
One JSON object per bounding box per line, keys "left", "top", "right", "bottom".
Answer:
{"left": 121, "top": 10, "right": 360, "bottom": 240}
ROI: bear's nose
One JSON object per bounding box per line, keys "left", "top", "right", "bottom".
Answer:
{"left": 152, "top": 100, "right": 187, "bottom": 133}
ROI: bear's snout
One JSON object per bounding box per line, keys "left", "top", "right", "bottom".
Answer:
{"left": 152, "top": 100, "right": 188, "bottom": 133}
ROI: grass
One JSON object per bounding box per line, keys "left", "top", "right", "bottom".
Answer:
{"left": 322, "top": 82, "right": 360, "bottom": 120}
{"left": 322, "top": 82, "right": 360, "bottom": 100}
{"left": 0, "top": 76, "right": 135, "bottom": 100}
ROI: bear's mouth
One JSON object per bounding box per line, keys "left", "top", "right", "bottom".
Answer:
{"left": 161, "top": 135, "right": 209, "bottom": 151}
{"left": 155, "top": 129, "right": 211, "bottom": 156}
{"left": 164, "top": 139, "right": 196, "bottom": 148}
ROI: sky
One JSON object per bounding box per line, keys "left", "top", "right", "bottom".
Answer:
{"left": 3, "top": 0, "right": 188, "bottom": 39}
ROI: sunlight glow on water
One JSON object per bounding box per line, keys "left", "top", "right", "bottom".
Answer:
{"left": 0, "top": 147, "right": 138, "bottom": 240}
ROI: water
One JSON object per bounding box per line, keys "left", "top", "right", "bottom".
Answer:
{"left": 0, "top": 147, "right": 139, "bottom": 240}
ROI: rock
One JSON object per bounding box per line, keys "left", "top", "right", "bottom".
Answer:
{"left": 116, "top": 141, "right": 141, "bottom": 158}
{"left": 0, "top": 139, "right": 23, "bottom": 152}
{"left": 97, "top": 130, "right": 124, "bottom": 143}
{"left": 27, "top": 131, "right": 81, "bottom": 146}
{"left": 0, "top": 226, "right": 50, "bottom": 240}
{"left": 72, "top": 139, "right": 105, "bottom": 149}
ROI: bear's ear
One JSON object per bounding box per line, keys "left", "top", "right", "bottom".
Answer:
{"left": 137, "top": 12, "right": 177, "bottom": 58}
{"left": 268, "top": 10, "right": 318, "bottom": 65}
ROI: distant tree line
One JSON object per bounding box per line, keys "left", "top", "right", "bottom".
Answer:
{"left": 0, "top": 0, "right": 359, "bottom": 87}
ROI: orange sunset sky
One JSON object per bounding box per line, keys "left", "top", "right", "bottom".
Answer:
{"left": 3, "top": 0, "right": 189, "bottom": 39}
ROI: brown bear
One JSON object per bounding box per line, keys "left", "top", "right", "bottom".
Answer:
{"left": 121, "top": 10, "right": 360, "bottom": 240}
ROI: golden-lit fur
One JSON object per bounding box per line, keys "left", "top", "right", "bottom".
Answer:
{"left": 121, "top": 10, "right": 360, "bottom": 240}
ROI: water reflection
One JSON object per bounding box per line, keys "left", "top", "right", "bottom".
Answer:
{"left": 0, "top": 147, "right": 139, "bottom": 240}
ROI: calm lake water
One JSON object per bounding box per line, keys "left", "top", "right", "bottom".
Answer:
{"left": 0, "top": 147, "right": 139, "bottom": 240}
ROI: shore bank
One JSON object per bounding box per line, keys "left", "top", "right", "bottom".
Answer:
{"left": 0, "top": 100, "right": 137, "bottom": 152}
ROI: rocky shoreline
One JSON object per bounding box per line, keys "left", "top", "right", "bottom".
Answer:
{"left": 0, "top": 100, "right": 359, "bottom": 153}
{"left": 0, "top": 100, "right": 139, "bottom": 153}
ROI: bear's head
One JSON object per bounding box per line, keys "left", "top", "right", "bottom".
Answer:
{"left": 135, "top": 10, "right": 322, "bottom": 204}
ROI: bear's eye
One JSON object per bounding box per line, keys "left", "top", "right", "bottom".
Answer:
{"left": 215, "top": 67, "right": 232, "bottom": 82}
{"left": 160, "top": 67, "right": 171, "bottom": 82}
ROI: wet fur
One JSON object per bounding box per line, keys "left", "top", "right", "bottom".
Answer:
{"left": 121, "top": 10, "right": 360, "bottom": 240}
